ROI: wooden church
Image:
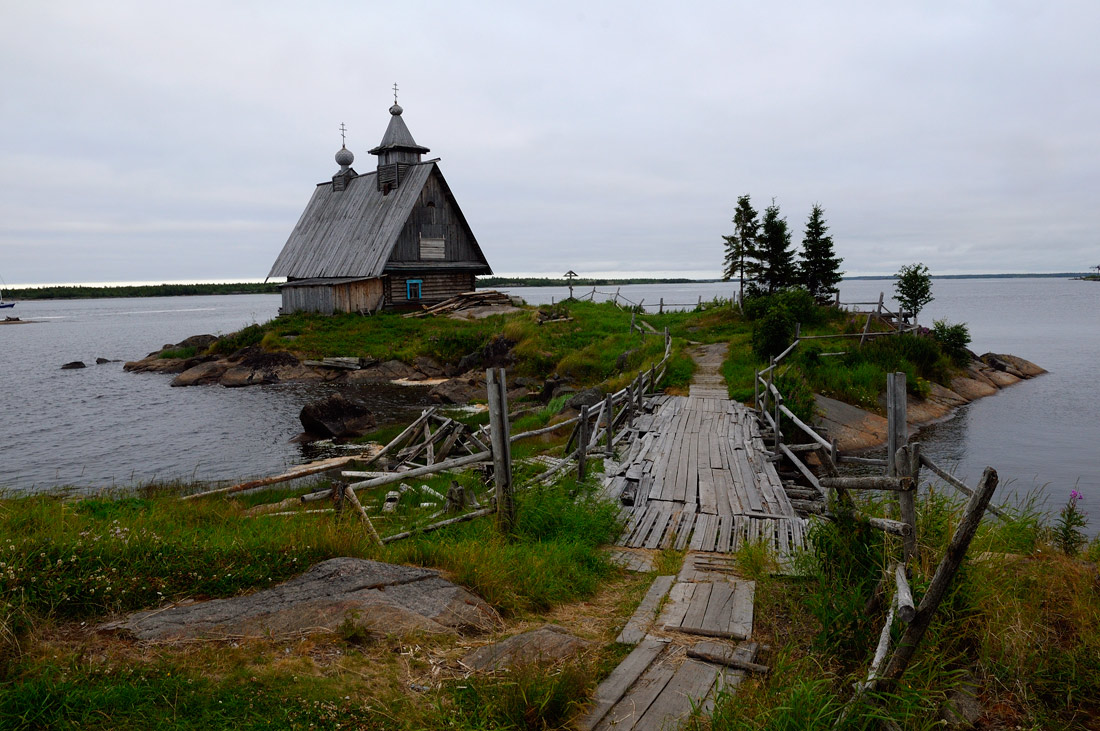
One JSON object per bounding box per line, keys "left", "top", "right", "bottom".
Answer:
{"left": 268, "top": 99, "right": 492, "bottom": 313}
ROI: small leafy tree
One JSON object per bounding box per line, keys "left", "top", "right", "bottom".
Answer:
{"left": 798, "top": 204, "right": 843, "bottom": 301}
{"left": 722, "top": 195, "right": 761, "bottom": 304}
{"left": 894, "top": 263, "right": 934, "bottom": 323}
{"left": 757, "top": 200, "right": 796, "bottom": 294}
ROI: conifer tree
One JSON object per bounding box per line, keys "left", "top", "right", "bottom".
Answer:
{"left": 757, "top": 200, "right": 796, "bottom": 293}
{"left": 721, "top": 195, "right": 760, "bottom": 303}
{"left": 798, "top": 203, "right": 844, "bottom": 301}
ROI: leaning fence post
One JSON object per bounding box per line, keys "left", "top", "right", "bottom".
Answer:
{"left": 887, "top": 371, "right": 917, "bottom": 561}
{"left": 879, "top": 467, "right": 1000, "bottom": 689}
{"left": 576, "top": 404, "right": 589, "bottom": 481}
{"left": 486, "top": 368, "right": 515, "bottom": 533}
{"left": 604, "top": 392, "right": 614, "bottom": 454}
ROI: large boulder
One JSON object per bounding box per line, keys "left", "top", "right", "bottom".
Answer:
{"left": 454, "top": 336, "right": 516, "bottom": 375}
{"left": 345, "top": 359, "right": 423, "bottom": 383}
{"left": 218, "top": 347, "right": 315, "bottom": 387}
{"left": 299, "top": 392, "right": 376, "bottom": 438}
{"left": 99, "top": 558, "right": 500, "bottom": 641}
{"left": 171, "top": 360, "right": 229, "bottom": 387}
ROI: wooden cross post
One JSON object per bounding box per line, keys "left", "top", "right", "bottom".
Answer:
{"left": 887, "top": 371, "right": 917, "bottom": 561}
{"left": 486, "top": 368, "right": 515, "bottom": 534}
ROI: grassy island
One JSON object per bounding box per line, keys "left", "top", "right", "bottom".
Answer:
{"left": 3, "top": 295, "right": 1097, "bottom": 729}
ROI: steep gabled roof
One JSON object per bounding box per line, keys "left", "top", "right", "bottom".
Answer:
{"left": 268, "top": 162, "right": 434, "bottom": 279}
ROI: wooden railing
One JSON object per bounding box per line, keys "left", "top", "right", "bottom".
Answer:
{"left": 755, "top": 361, "right": 1008, "bottom": 699}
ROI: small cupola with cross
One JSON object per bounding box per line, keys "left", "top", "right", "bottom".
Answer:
{"left": 369, "top": 83, "right": 430, "bottom": 194}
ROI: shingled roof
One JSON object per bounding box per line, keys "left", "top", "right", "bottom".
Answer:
{"left": 269, "top": 161, "right": 478, "bottom": 279}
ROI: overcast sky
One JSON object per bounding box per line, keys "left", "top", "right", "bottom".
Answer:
{"left": 2, "top": 1, "right": 1098, "bottom": 286}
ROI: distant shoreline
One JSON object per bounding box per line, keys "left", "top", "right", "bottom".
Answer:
{"left": 3, "top": 272, "right": 1091, "bottom": 300}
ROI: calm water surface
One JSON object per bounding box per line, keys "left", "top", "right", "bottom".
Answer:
{"left": 2, "top": 280, "right": 1097, "bottom": 522}
{"left": 0, "top": 295, "right": 433, "bottom": 490}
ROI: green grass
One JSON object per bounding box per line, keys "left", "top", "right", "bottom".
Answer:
{"left": 157, "top": 346, "right": 198, "bottom": 360}
{"left": 704, "top": 485, "right": 1100, "bottom": 729}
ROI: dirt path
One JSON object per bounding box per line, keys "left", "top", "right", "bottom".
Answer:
{"left": 687, "top": 342, "right": 728, "bottom": 399}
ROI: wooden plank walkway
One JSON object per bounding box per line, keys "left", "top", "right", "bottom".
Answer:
{"left": 609, "top": 394, "right": 806, "bottom": 560}
{"left": 583, "top": 344, "right": 804, "bottom": 730}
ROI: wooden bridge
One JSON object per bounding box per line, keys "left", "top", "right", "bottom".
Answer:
{"left": 584, "top": 344, "right": 808, "bottom": 730}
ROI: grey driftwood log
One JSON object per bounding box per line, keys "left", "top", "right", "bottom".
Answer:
{"left": 99, "top": 558, "right": 500, "bottom": 641}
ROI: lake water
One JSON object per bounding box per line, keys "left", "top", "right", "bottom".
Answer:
{"left": 0, "top": 295, "right": 435, "bottom": 490}
{"left": 2, "top": 279, "right": 1096, "bottom": 525}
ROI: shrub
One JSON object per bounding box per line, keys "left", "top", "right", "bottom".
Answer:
{"left": 931, "top": 319, "right": 972, "bottom": 366}
{"left": 752, "top": 305, "right": 795, "bottom": 360}
{"left": 208, "top": 323, "right": 265, "bottom": 355}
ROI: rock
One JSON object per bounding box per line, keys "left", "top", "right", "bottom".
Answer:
{"left": 346, "top": 359, "right": 422, "bottom": 383}
{"left": 217, "top": 347, "right": 315, "bottom": 387}
{"left": 171, "top": 360, "right": 229, "bottom": 387}
{"left": 95, "top": 357, "right": 118, "bottom": 364}
{"left": 949, "top": 375, "right": 998, "bottom": 401}
{"left": 565, "top": 388, "right": 603, "bottom": 411}
{"left": 429, "top": 373, "right": 486, "bottom": 405}
{"left": 99, "top": 557, "right": 500, "bottom": 641}
{"left": 615, "top": 349, "right": 638, "bottom": 372}
{"left": 61, "top": 361, "right": 86, "bottom": 369}
{"left": 455, "top": 336, "right": 515, "bottom": 374}
{"left": 299, "top": 392, "right": 376, "bottom": 438}
{"left": 176, "top": 334, "right": 218, "bottom": 351}
{"left": 413, "top": 356, "right": 444, "bottom": 378}
{"left": 988, "top": 353, "right": 1045, "bottom": 378}
{"left": 813, "top": 394, "right": 888, "bottom": 452}
{"left": 938, "top": 671, "right": 983, "bottom": 729}
{"left": 461, "top": 625, "right": 592, "bottom": 672}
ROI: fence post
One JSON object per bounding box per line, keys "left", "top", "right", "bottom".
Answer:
{"left": 649, "top": 364, "right": 656, "bottom": 393}
{"left": 659, "top": 297, "right": 664, "bottom": 314}
{"left": 887, "top": 371, "right": 916, "bottom": 560}
{"left": 604, "top": 392, "right": 614, "bottom": 454}
{"left": 576, "top": 404, "right": 589, "bottom": 481}
{"left": 486, "top": 368, "right": 515, "bottom": 533}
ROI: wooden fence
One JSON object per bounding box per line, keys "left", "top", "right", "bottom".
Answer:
{"left": 187, "top": 329, "right": 674, "bottom": 546}
{"left": 755, "top": 350, "right": 1007, "bottom": 698}
{"left": 563, "top": 286, "right": 728, "bottom": 314}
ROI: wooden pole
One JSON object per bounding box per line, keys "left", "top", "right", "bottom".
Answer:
{"left": 894, "top": 563, "right": 916, "bottom": 622}
{"left": 659, "top": 297, "right": 664, "bottom": 314}
{"left": 577, "top": 404, "right": 589, "bottom": 481}
{"left": 344, "top": 486, "right": 383, "bottom": 547}
{"left": 887, "top": 372, "right": 917, "bottom": 560}
{"left": 486, "top": 368, "right": 515, "bottom": 534}
{"left": 879, "top": 468, "right": 999, "bottom": 689}
{"left": 604, "top": 392, "right": 614, "bottom": 454}
{"left": 345, "top": 450, "right": 490, "bottom": 491}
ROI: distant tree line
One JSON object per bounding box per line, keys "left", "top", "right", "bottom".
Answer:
{"left": 7, "top": 282, "right": 281, "bottom": 300}
{"left": 477, "top": 276, "right": 701, "bottom": 288}
{"left": 722, "top": 195, "right": 844, "bottom": 302}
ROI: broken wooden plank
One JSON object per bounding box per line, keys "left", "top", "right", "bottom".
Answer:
{"left": 617, "top": 576, "right": 675, "bottom": 645}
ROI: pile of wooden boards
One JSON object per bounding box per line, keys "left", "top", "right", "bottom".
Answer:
{"left": 403, "top": 290, "right": 514, "bottom": 318}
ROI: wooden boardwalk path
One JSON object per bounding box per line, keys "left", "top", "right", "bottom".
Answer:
{"left": 583, "top": 344, "right": 807, "bottom": 730}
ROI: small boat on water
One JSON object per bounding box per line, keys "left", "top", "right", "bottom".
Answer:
{"left": 0, "top": 281, "right": 13, "bottom": 308}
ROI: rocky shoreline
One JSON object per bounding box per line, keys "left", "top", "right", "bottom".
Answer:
{"left": 123, "top": 334, "right": 545, "bottom": 409}
{"left": 814, "top": 351, "right": 1046, "bottom": 452}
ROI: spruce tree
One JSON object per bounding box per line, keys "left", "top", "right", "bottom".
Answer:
{"left": 798, "top": 203, "right": 843, "bottom": 301}
{"left": 721, "top": 195, "right": 761, "bottom": 302}
{"left": 757, "top": 200, "right": 796, "bottom": 293}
